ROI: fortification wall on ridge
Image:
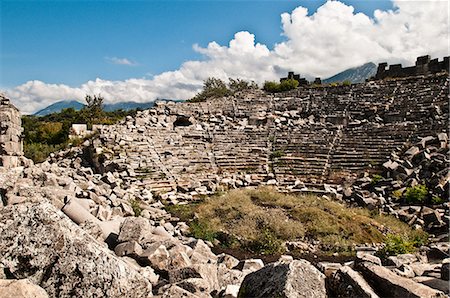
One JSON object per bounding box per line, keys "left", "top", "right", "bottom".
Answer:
{"left": 375, "top": 55, "right": 449, "bottom": 80}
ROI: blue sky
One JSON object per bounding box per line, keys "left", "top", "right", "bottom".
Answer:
{"left": 1, "top": 0, "right": 393, "bottom": 88}
{"left": 1, "top": 0, "right": 448, "bottom": 113}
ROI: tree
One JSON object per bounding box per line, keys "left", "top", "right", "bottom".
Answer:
{"left": 83, "top": 94, "right": 105, "bottom": 127}
{"left": 189, "top": 78, "right": 229, "bottom": 102}
{"left": 228, "top": 78, "right": 258, "bottom": 93}
{"left": 189, "top": 77, "right": 258, "bottom": 102}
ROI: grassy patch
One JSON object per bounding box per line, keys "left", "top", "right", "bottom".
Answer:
{"left": 165, "top": 187, "right": 424, "bottom": 255}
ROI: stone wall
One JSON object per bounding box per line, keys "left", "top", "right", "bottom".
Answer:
{"left": 0, "top": 94, "right": 23, "bottom": 168}
{"left": 375, "top": 55, "right": 449, "bottom": 80}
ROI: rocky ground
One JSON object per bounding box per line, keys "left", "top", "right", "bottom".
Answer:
{"left": 0, "top": 131, "right": 447, "bottom": 297}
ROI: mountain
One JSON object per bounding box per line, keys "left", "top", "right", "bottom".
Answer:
{"left": 34, "top": 100, "right": 85, "bottom": 116}
{"left": 323, "top": 62, "right": 377, "bottom": 84}
{"left": 33, "top": 100, "right": 182, "bottom": 116}
{"left": 103, "top": 101, "right": 155, "bottom": 112}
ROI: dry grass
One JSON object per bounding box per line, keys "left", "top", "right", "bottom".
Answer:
{"left": 167, "top": 187, "right": 424, "bottom": 254}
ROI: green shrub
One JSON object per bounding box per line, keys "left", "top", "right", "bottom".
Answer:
{"left": 263, "top": 79, "right": 298, "bottom": 93}
{"left": 342, "top": 80, "right": 352, "bottom": 86}
{"left": 377, "top": 230, "right": 428, "bottom": 258}
{"left": 263, "top": 81, "right": 281, "bottom": 93}
{"left": 279, "top": 79, "right": 299, "bottom": 91}
{"left": 23, "top": 142, "right": 64, "bottom": 163}
{"left": 378, "top": 234, "right": 414, "bottom": 257}
{"left": 228, "top": 78, "right": 257, "bottom": 93}
{"left": 404, "top": 185, "right": 428, "bottom": 203}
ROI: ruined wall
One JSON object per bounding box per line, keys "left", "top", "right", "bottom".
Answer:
{"left": 375, "top": 55, "right": 449, "bottom": 80}
{"left": 0, "top": 94, "right": 23, "bottom": 168}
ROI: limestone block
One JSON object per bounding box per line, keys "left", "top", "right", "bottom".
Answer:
{"left": 356, "top": 252, "right": 382, "bottom": 266}
{"left": 330, "top": 266, "right": 379, "bottom": 298}
{"left": 413, "top": 276, "right": 449, "bottom": 294}
{"left": 117, "top": 217, "right": 152, "bottom": 243}
{"left": 217, "top": 254, "right": 239, "bottom": 270}
{"left": 238, "top": 259, "right": 326, "bottom": 298}
{"left": 168, "top": 245, "right": 192, "bottom": 269}
{"left": 233, "top": 259, "right": 264, "bottom": 272}
{"left": 0, "top": 279, "right": 48, "bottom": 298}
{"left": 0, "top": 202, "right": 152, "bottom": 297}
{"left": 114, "top": 241, "right": 143, "bottom": 257}
{"left": 188, "top": 239, "right": 218, "bottom": 264}
{"left": 222, "top": 284, "right": 240, "bottom": 298}
{"left": 358, "top": 262, "right": 445, "bottom": 298}
{"left": 140, "top": 243, "right": 170, "bottom": 271}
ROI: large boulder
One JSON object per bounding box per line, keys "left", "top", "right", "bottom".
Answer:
{"left": 117, "top": 216, "right": 152, "bottom": 243}
{"left": 238, "top": 259, "right": 326, "bottom": 298}
{"left": 0, "top": 279, "right": 48, "bottom": 298}
{"left": 0, "top": 202, "right": 152, "bottom": 297}
{"left": 358, "top": 262, "right": 445, "bottom": 298}
{"left": 330, "top": 266, "right": 379, "bottom": 298}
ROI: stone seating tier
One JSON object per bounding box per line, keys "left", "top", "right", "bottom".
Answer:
{"left": 93, "top": 73, "right": 448, "bottom": 191}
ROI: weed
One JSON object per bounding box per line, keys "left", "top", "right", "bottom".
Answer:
{"left": 371, "top": 174, "right": 383, "bottom": 185}
{"left": 392, "top": 189, "right": 404, "bottom": 200}
{"left": 129, "top": 199, "right": 143, "bottom": 217}
{"left": 270, "top": 150, "right": 285, "bottom": 159}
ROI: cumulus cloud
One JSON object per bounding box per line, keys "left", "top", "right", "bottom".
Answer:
{"left": 105, "top": 56, "right": 138, "bottom": 66}
{"left": 5, "top": 0, "right": 449, "bottom": 114}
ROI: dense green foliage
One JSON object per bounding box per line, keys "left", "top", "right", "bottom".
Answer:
{"left": 404, "top": 184, "right": 428, "bottom": 203}
{"left": 263, "top": 79, "right": 299, "bottom": 93}
{"left": 23, "top": 95, "right": 137, "bottom": 163}
{"left": 188, "top": 77, "right": 257, "bottom": 102}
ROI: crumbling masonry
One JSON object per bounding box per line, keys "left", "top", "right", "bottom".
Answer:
{"left": 0, "top": 94, "right": 23, "bottom": 168}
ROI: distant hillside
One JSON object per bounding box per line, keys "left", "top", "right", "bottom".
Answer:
{"left": 324, "top": 62, "right": 377, "bottom": 84}
{"left": 34, "top": 100, "right": 181, "bottom": 116}
{"left": 34, "top": 100, "right": 84, "bottom": 116}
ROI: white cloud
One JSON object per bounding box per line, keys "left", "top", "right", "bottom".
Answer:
{"left": 105, "top": 56, "right": 138, "bottom": 66}
{"left": 5, "top": 0, "right": 449, "bottom": 114}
